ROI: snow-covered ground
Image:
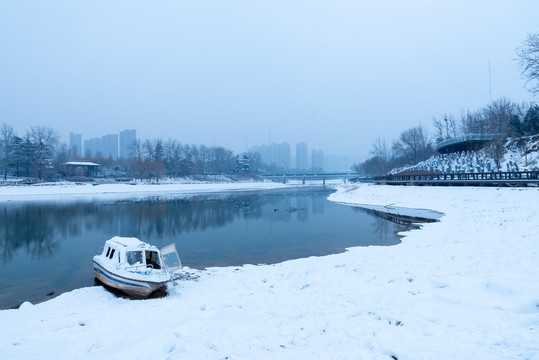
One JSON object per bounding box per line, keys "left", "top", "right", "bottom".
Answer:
{"left": 0, "top": 180, "right": 290, "bottom": 201}
{"left": 390, "top": 135, "right": 539, "bottom": 175}
{"left": 1, "top": 183, "right": 538, "bottom": 359}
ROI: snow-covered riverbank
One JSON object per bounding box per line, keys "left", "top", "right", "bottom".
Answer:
{"left": 0, "top": 180, "right": 290, "bottom": 201}
{"left": 1, "top": 184, "right": 538, "bottom": 359}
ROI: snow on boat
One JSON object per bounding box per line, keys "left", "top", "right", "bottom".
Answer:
{"left": 93, "top": 236, "right": 182, "bottom": 297}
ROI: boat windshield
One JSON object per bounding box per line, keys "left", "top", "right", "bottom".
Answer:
{"left": 126, "top": 251, "right": 143, "bottom": 266}
{"left": 145, "top": 251, "right": 162, "bottom": 269}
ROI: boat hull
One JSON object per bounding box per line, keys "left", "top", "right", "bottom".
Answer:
{"left": 93, "top": 261, "right": 166, "bottom": 297}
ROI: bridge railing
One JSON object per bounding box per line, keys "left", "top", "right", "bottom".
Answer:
{"left": 374, "top": 170, "right": 539, "bottom": 184}
{"left": 262, "top": 172, "right": 365, "bottom": 185}
{"left": 262, "top": 172, "right": 362, "bottom": 178}
{"left": 434, "top": 133, "right": 500, "bottom": 152}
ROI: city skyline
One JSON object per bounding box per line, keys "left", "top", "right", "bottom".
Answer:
{"left": 249, "top": 140, "right": 353, "bottom": 171}
{"left": 66, "top": 128, "right": 357, "bottom": 170}
{"left": 69, "top": 129, "right": 136, "bottom": 160}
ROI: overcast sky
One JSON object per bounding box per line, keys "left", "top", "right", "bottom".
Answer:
{"left": 1, "top": 1, "right": 537, "bottom": 159}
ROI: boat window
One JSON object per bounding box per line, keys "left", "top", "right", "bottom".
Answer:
{"left": 145, "top": 251, "right": 161, "bottom": 269}
{"left": 162, "top": 252, "right": 181, "bottom": 270}
{"left": 160, "top": 243, "right": 182, "bottom": 270}
{"left": 109, "top": 249, "right": 115, "bottom": 259}
{"left": 106, "top": 247, "right": 110, "bottom": 257}
{"left": 126, "top": 251, "right": 143, "bottom": 266}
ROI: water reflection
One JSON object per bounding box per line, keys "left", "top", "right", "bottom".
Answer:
{"left": 0, "top": 187, "right": 417, "bottom": 309}
{"left": 350, "top": 206, "right": 417, "bottom": 245}
{"left": 0, "top": 203, "right": 60, "bottom": 263}
{"left": 0, "top": 190, "right": 332, "bottom": 264}
{"left": 0, "top": 196, "right": 239, "bottom": 264}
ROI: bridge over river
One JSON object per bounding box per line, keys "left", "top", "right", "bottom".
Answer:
{"left": 262, "top": 172, "right": 364, "bottom": 184}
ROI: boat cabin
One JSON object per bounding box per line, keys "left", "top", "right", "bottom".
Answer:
{"left": 100, "top": 236, "right": 181, "bottom": 271}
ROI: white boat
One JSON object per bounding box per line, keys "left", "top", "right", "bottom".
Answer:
{"left": 93, "top": 236, "right": 183, "bottom": 297}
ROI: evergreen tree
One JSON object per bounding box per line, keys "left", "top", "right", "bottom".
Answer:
{"left": 20, "top": 135, "right": 36, "bottom": 177}
{"left": 240, "top": 154, "right": 250, "bottom": 173}
{"left": 9, "top": 136, "right": 24, "bottom": 177}
{"left": 508, "top": 114, "right": 523, "bottom": 136}
{"left": 523, "top": 104, "right": 539, "bottom": 135}
{"left": 154, "top": 139, "right": 164, "bottom": 162}
{"left": 234, "top": 154, "right": 251, "bottom": 173}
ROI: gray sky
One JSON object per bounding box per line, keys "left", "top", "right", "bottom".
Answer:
{"left": 1, "top": 0, "right": 537, "bottom": 159}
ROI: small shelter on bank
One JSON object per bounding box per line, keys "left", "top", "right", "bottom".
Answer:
{"left": 60, "top": 161, "right": 101, "bottom": 181}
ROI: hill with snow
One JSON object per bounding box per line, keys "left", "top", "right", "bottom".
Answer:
{"left": 390, "top": 135, "right": 539, "bottom": 175}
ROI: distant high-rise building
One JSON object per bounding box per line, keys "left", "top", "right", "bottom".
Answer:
{"left": 296, "top": 142, "right": 308, "bottom": 170}
{"left": 275, "top": 143, "right": 291, "bottom": 169}
{"left": 119, "top": 129, "right": 137, "bottom": 159}
{"left": 250, "top": 142, "right": 290, "bottom": 170}
{"left": 311, "top": 149, "right": 324, "bottom": 171}
{"left": 69, "top": 133, "right": 82, "bottom": 159}
{"left": 83, "top": 134, "right": 118, "bottom": 159}
{"left": 83, "top": 137, "right": 98, "bottom": 158}
{"left": 102, "top": 134, "right": 119, "bottom": 160}
{"left": 81, "top": 129, "right": 136, "bottom": 160}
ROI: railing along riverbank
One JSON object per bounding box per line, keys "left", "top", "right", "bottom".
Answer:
{"left": 373, "top": 171, "right": 539, "bottom": 186}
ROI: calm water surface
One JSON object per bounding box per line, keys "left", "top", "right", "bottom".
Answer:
{"left": 0, "top": 187, "right": 412, "bottom": 309}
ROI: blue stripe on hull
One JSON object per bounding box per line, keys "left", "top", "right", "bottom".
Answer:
{"left": 94, "top": 267, "right": 146, "bottom": 288}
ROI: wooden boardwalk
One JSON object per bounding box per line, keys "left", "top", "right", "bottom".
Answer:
{"left": 373, "top": 171, "right": 539, "bottom": 187}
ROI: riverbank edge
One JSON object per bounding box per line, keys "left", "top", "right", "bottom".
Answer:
{"left": 0, "top": 180, "right": 297, "bottom": 201}
{"left": 0, "top": 183, "right": 538, "bottom": 359}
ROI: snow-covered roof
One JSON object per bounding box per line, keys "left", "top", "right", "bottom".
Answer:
{"left": 107, "top": 236, "right": 154, "bottom": 250}
{"left": 61, "top": 161, "right": 101, "bottom": 166}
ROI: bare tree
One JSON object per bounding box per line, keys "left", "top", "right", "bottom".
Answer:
{"left": 142, "top": 139, "right": 155, "bottom": 160}
{"left": 517, "top": 33, "right": 539, "bottom": 96}
{"left": 447, "top": 114, "right": 459, "bottom": 138}
{"left": 460, "top": 109, "right": 487, "bottom": 135}
{"left": 28, "top": 126, "right": 59, "bottom": 179}
{"left": 432, "top": 117, "right": 444, "bottom": 141}
{"left": 484, "top": 137, "right": 506, "bottom": 171}
{"left": 370, "top": 137, "right": 389, "bottom": 162}
{"left": 363, "top": 137, "right": 392, "bottom": 175}
{"left": 484, "top": 98, "right": 518, "bottom": 134}
{"left": 53, "top": 143, "right": 71, "bottom": 176}
{"left": 433, "top": 114, "right": 459, "bottom": 141}
{"left": 163, "top": 139, "right": 181, "bottom": 177}
{"left": 392, "top": 125, "right": 432, "bottom": 164}
{"left": 132, "top": 139, "right": 144, "bottom": 159}
{"left": 1, "top": 123, "right": 16, "bottom": 180}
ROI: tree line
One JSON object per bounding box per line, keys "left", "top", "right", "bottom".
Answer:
{"left": 354, "top": 33, "right": 539, "bottom": 177}
{"left": 432, "top": 98, "right": 538, "bottom": 140}
{"left": 0, "top": 125, "right": 60, "bottom": 180}
{"left": 0, "top": 124, "right": 263, "bottom": 181}
{"left": 353, "top": 99, "right": 539, "bottom": 177}
{"left": 126, "top": 138, "right": 262, "bottom": 181}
